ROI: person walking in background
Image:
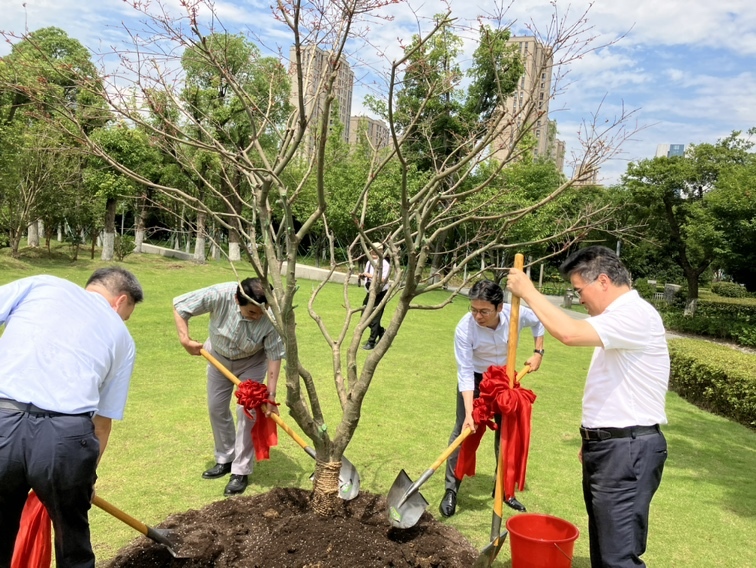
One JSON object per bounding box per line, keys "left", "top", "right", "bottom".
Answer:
{"left": 173, "top": 277, "right": 285, "bottom": 497}
{"left": 507, "top": 246, "right": 669, "bottom": 568}
{"left": 440, "top": 279, "right": 545, "bottom": 518}
{"left": 0, "top": 267, "right": 143, "bottom": 568}
{"left": 359, "top": 242, "right": 390, "bottom": 351}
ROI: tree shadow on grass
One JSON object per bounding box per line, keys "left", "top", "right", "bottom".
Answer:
{"left": 249, "top": 448, "right": 312, "bottom": 491}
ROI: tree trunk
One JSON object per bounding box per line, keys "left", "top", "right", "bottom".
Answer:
{"left": 9, "top": 229, "right": 22, "bottom": 258}
{"left": 27, "top": 220, "right": 40, "bottom": 248}
{"left": 101, "top": 197, "right": 117, "bottom": 261}
{"left": 684, "top": 272, "right": 700, "bottom": 316}
{"left": 194, "top": 211, "right": 207, "bottom": 264}
{"left": 134, "top": 196, "right": 148, "bottom": 253}
{"left": 311, "top": 461, "right": 342, "bottom": 517}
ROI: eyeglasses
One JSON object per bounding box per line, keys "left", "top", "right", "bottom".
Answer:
{"left": 469, "top": 306, "right": 495, "bottom": 317}
{"left": 573, "top": 279, "right": 598, "bottom": 298}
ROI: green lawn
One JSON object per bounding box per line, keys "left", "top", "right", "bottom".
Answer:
{"left": 1, "top": 246, "right": 755, "bottom": 567}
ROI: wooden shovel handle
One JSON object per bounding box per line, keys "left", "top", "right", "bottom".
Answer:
{"left": 429, "top": 427, "right": 473, "bottom": 471}
{"left": 92, "top": 495, "right": 149, "bottom": 537}
{"left": 199, "top": 348, "right": 309, "bottom": 451}
{"left": 506, "top": 254, "right": 525, "bottom": 388}
{"left": 200, "top": 349, "right": 241, "bottom": 386}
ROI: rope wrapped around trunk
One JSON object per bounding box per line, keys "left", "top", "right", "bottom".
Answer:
{"left": 312, "top": 460, "right": 342, "bottom": 516}
{"left": 454, "top": 365, "right": 536, "bottom": 499}
{"left": 234, "top": 379, "right": 279, "bottom": 461}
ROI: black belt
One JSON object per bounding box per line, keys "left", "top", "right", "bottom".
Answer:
{"left": 580, "top": 424, "right": 660, "bottom": 441}
{"left": 0, "top": 398, "right": 93, "bottom": 418}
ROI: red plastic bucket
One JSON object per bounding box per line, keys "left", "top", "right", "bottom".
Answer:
{"left": 506, "top": 513, "right": 579, "bottom": 568}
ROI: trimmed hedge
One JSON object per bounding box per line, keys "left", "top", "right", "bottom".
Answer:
{"left": 711, "top": 281, "right": 750, "bottom": 298}
{"left": 696, "top": 296, "right": 756, "bottom": 321}
{"left": 668, "top": 339, "right": 756, "bottom": 428}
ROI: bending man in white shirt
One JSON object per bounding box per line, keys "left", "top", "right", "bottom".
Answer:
{"left": 440, "top": 279, "right": 545, "bottom": 518}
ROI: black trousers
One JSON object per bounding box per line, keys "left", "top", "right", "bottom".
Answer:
{"left": 581, "top": 429, "right": 667, "bottom": 568}
{"left": 362, "top": 288, "right": 387, "bottom": 342}
{"left": 0, "top": 409, "right": 99, "bottom": 568}
{"left": 444, "top": 372, "right": 502, "bottom": 492}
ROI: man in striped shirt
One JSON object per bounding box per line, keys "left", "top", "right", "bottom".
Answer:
{"left": 173, "top": 278, "right": 285, "bottom": 496}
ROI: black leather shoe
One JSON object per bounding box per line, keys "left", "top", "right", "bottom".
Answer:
{"left": 439, "top": 489, "right": 457, "bottom": 517}
{"left": 362, "top": 341, "right": 376, "bottom": 351}
{"left": 505, "top": 496, "right": 527, "bottom": 512}
{"left": 202, "top": 462, "right": 232, "bottom": 479}
{"left": 224, "top": 474, "right": 248, "bottom": 496}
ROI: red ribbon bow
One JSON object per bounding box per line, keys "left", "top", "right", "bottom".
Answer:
{"left": 235, "top": 380, "right": 279, "bottom": 461}
{"left": 454, "top": 365, "right": 536, "bottom": 499}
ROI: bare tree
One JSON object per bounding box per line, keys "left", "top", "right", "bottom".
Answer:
{"left": 4, "top": 0, "right": 638, "bottom": 514}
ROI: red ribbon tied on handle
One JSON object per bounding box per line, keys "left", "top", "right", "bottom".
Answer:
{"left": 234, "top": 380, "right": 279, "bottom": 461}
{"left": 454, "top": 365, "right": 536, "bottom": 499}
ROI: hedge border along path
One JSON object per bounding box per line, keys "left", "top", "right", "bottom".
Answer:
{"left": 669, "top": 338, "right": 756, "bottom": 429}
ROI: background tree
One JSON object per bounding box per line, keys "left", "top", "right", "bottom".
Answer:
{"left": 620, "top": 132, "right": 753, "bottom": 313}
{"left": 0, "top": 26, "right": 107, "bottom": 257}
{"left": 706, "top": 148, "right": 756, "bottom": 291}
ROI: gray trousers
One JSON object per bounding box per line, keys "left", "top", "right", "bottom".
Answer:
{"left": 204, "top": 342, "right": 268, "bottom": 476}
{"left": 444, "top": 372, "right": 501, "bottom": 492}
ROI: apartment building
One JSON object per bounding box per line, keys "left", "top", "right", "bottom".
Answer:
{"left": 289, "top": 45, "right": 354, "bottom": 155}
{"left": 492, "top": 36, "right": 560, "bottom": 164}
{"left": 348, "top": 115, "right": 390, "bottom": 150}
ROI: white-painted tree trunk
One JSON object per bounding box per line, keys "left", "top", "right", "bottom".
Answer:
{"left": 134, "top": 228, "right": 145, "bottom": 252}
{"left": 28, "top": 221, "right": 40, "bottom": 247}
{"left": 228, "top": 242, "right": 241, "bottom": 262}
{"left": 101, "top": 232, "right": 115, "bottom": 261}
{"left": 194, "top": 236, "right": 206, "bottom": 264}
{"left": 57, "top": 225, "right": 63, "bottom": 242}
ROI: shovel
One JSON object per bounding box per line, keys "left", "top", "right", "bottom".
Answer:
{"left": 200, "top": 348, "right": 361, "bottom": 500}
{"left": 92, "top": 495, "right": 189, "bottom": 559}
{"left": 386, "top": 363, "right": 532, "bottom": 530}
{"left": 474, "top": 252, "right": 525, "bottom": 568}
{"left": 387, "top": 427, "right": 472, "bottom": 529}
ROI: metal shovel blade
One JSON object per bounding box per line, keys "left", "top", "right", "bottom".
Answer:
{"left": 307, "top": 454, "right": 361, "bottom": 501}
{"left": 93, "top": 495, "right": 191, "bottom": 559}
{"left": 146, "top": 526, "right": 189, "bottom": 559}
{"left": 473, "top": 530, "right": 508, "bottom": 568}
{"left": 338, "top": 455, "right": 361, "bottom": 500}
{"left": 387, "top": 469, "right": 429, "bottom": 529}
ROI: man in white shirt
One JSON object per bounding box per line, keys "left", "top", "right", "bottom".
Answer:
{"left": 440, "top": 280, "right": 545, "bottom": 517}
{"left": 0, "top": 268, "right": 143, "bottom": 568}
{"left": 507, "top": 246, "right": 669, "bottom": 568}
{"left": 358, "top": 242, "right": 390, "bottom": 350}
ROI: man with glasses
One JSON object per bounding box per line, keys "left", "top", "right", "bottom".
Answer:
{"left": 439, "top": 279, "right": 545, "bottom": 517}
{"left": 173, "top": 278, "right": 285, "bottom": 497}
{"left": 507, "top": 246, "right": 668, "bottom": 568}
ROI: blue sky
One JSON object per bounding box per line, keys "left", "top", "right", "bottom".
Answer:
{"left": 2, "top": 0, "right": 755, "bottom": 184}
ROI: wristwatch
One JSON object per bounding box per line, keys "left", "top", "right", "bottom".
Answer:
{"left": 533, "top": 349, "right": 545, "bottom": 356}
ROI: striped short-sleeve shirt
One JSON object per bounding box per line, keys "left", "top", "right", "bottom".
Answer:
{"left": 173, "top": 282, "right": 285, "bottom": 361}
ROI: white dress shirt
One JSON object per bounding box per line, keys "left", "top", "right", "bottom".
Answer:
{"left": 455, "top": 306, "right": 545, "bottom": 392}
{"left": 583, "top": 290, "right": 669, "bottom": 428}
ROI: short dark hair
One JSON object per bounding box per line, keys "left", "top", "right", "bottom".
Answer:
{"left": 86, "top": 267, "right": 144, "bottom": 304}
{"left": 236, "top": 278, "right": 268, "bottom": 306}
{"left": 559, "top": 246, "right": 631, "bottom": 287}
{"left": 468, "top": 279, "right": 504, "bottom": 307}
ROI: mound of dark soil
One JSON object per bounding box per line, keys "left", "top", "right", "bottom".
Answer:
{"left": 106, "top": 488, "right": 478, "bottom": 568}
